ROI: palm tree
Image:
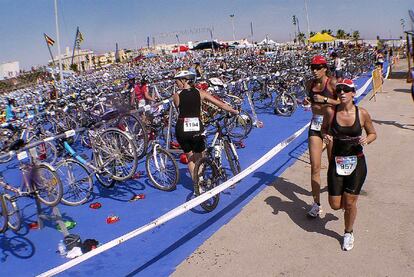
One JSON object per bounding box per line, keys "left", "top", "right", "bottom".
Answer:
{"left": 352, "top": 30, "right": 360, "bottom": 40}
{"left": 336, "top": 29, "right": 346, "bottom": 39}
{"left": 297, "top": 32, "right": 306, "bottom": 45}
{"left": 310, "top": 31, "right": 316, "bottom": 37}
{"left": 327, "top": 29, "right": 333, "bottom": 35}
{"left": 321, "top": 29, "right": 328, "bottom": 34}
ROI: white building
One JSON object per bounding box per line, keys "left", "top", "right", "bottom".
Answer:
{"left": 49, "top": 47, "right": 94, "bottom": 71}
{"left": 0, "top": 61, "right": 20, "bottom": 80}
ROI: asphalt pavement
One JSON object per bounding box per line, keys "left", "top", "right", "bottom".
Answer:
{"left": 173, "top": 59, "right": 414, "bottom": 277}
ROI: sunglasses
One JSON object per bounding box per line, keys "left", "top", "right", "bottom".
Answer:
{"left": 310, "top": 64, "right": 326, "bottom": 71}
{"left": 336, "top": 85, "right": 354, "bottom": 93}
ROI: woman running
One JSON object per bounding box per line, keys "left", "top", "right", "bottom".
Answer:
{"left": 321, "top": 79, "right": 377, "bottom": 251}
{"left": 304, "top": 55, "right": 339, "bottom": 217}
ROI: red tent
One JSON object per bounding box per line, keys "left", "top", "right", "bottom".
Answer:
{"left": 172, "top": 45, "right": 189, "bottom": 53}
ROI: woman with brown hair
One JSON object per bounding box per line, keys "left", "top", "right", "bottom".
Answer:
{"left": 304, "top": 55, "right": 339, "bottom": 217}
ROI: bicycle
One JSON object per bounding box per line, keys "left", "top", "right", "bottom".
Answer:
{"left": 193, "top": 114, "right": 241, "bottom": 212}
{"left": 56, "top": 127, "right": 138, "bottom": 206}
{"left": 0, "top": 140, "right": 63, "bottom": 233}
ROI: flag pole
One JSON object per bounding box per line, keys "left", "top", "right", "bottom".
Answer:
{"left": 44, "top": 33, "right": 56, "bottom": 66}
{"left": 54, "top": 0, "right": 64, "bottom": 84}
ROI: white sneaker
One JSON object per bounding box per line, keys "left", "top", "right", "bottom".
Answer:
{"left": 307, "top": 203, "right": 322, "bottom": 218}
{"left": 342, "top": 232, "right": 354, "bottom": 251}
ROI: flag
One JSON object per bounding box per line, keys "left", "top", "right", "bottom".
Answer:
{"left": 44, "top": 33, "right": 55, "bottom": 46}
{"left": 75, "top": 28, "right": 84, "bottom": 48}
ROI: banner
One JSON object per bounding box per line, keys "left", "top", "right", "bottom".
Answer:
{"left": 369, "top": 67, "right": 383, "bottom": 101}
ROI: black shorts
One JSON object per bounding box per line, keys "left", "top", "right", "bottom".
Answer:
{"left": 328, "top": 155, "right": 367, "bottom": 196}
{"left": 175, "top": 123, "right": 206, "bottom": 153}
{"left": 308, "top": 128, "right": 323, "bottom": 139}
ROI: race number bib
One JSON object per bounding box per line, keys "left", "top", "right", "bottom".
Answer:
{"left": 183, "top": 117, "right": 200, "bottom": 132}
{"left": 310, "top": 115, "right": 323, "bottom": 131}
{"left": 335, "top": 156, "right": 357, "bottom": 176}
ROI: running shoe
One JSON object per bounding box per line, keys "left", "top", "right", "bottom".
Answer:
{"left": 342, "top": 232, "right": 354, "bottom": 251}
{"left": 307, "top": 203, "right": 322, "bottom": 218}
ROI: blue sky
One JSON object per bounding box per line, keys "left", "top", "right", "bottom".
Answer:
{"left": 0, "top": 0, "right": 413, "bottom": 69}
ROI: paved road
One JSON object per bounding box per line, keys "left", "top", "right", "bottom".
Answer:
{"left": 173, "top": 60, "right": 414, "bottom": 277}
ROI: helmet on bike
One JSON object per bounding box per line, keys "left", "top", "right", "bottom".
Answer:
{"left": 140, "top": 76, "right": 148, "bottom": 84}
{"left": 179, "top": 153, "right": 189, "bottom": 164}
{"left": 127, "top": 74, "right": 135, "bottom": 80}
{"left": 173, "top": 70, "right": 196, "bottom": 82}
{"left": 310, "top": 55, "right": 327, "bottom": 65}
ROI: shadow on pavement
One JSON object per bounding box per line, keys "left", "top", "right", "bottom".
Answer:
{"left": 393, "top": 88, "right": 411, "bottom": 93}
{"left": 372, "top": 119, "right": 414, "bottom": 131}
{"left": 265, "top": 177, "right": 341, "bottom": 244}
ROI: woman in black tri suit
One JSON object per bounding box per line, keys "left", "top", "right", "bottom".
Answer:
{"left": 304, "top": 55, "right": 339, "bottom": 218}
{"left": 321, "top": 79, "right": 377, "bottom": 251}
{"left": 173, "top": 70, "right": 239, "bottom": 181}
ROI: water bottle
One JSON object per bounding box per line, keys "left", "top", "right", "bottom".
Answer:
{"left": 58, "top": 240, "right": 67, "bottom": 256}
{"left": 213, "top": 145, "right": 221, "bottom": 159}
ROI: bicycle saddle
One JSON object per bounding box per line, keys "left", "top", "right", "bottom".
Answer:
{"left": 101, "top": 109, "right": 119, "bottom": 121}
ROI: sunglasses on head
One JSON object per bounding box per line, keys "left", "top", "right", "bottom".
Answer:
{"left": 336, "top": 85, "right": 354, "bottom": 93}
{"left": 310, "top": 64, "right": 326, "bottom": 71}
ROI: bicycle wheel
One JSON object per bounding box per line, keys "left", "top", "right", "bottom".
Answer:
{"left": 94, "top": 128, "right": 138, "bottom": 181}
{"left": 0, "top": 128, "right": 14, "bottom": 163}
{"left": 3, "top": 194, "right": 21, "bottom": 232}
{"left": 223, "top": 140, "right": 241, "bottom": 177}
{"left": 31, "top": 164, "right": 63, "bottom": 206}
{"left": 117, "top": 113, "right": 148, "bottom": 160}
{"left": 0, "top": 195, "right": 8, "bottom": 233}
{"left": 56, "top": 159, "right": 93, "bottom": 206}
{"left": 224, "top": 111, "right": 252, "bottom": 139}
{"left": 194, "top": 157, "right": 220, "bottom": 212}
{"left": 251, "top": 90, "right": 273, "bottom": 109}
{"left": 274, "top": 93, "right": 297, "bottom": 116}
{"left": 145, "top": 146, "right": 179, "bottom": 191}
{"left": 32, "top": 141, "right": 58, "bottom": 165}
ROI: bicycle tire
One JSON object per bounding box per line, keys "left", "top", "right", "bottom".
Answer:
{"left": 31, "top": 164, "right": 63, "bottom": 206}
{"left": 94, "top": 128, "right": 138, "bottom": 181}
{"left": 194, "top": 157, "right": 220, "bottom": 212}
{"left": 224, "top": 111, "right": 252, "bottom": 139}
{"left": 145, "top": 146, "right": 178, "bottom": 191}
{"left": 4, "top": 194, "right": 21, "bottom": 232}
{"left": 56, "top": 159, "right": 93, "bottom": 206}
{"left": 274, "top": 93, "right": 297, "bottom": 116}
{"left": 0, "top": 128, "right": 14, "bottom": 163}
{"left": 95, "top": 172, "right": 117, "bottom": 188}
{"left": 33, "top": 141, "right": 58, "bottom": 165}
{"left": 0, "top": 195, "right": 8, "bottom": 233}
{"left": 117, "top": 113, "right": 148, "bottom": 160}
{"left": 223, "top": 140, "right": 241, "bottom": 177}
{"left": 251, "top": 90, "right": 274, "bottom": 109}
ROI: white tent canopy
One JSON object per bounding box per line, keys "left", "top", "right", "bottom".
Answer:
{"left": 258, "top": 37, "right": 279, "bottom": 45}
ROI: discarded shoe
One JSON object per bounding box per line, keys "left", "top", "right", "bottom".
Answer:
{"left": 106, "top": 215, "right": 120, "bottom": 224}
{"left": 129, "top": 193, "right": 145, "bottom": 202}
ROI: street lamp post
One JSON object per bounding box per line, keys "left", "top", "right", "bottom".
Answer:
{"left": 304, "top": 0, "right": 311, "bottom": 40}
{"left": 230, "top": 14, "right": 236, "bottom": 41}
{"left": 54, "top": 0, "right": 64, "bottom": 85}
